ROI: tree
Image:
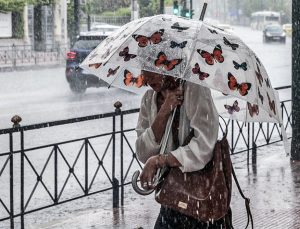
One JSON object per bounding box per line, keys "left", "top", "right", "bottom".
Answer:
{"left": 291, "top": 0, "right": 300, "bottom": 160}
{"left": 138, "top": 0, "right": 160, "bottom": 17}
{"left": 89, "top": 0, "right": 130, "bottom": 15}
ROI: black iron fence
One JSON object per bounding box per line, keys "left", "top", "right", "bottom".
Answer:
{"left": 0, "top": 43, "right": 68, "bottom": 70}
{"left": 0, "top": 87, "right": 292, "bottom": 228}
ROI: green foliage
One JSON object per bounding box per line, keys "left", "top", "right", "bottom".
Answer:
{"left": 89, "top": 0, "right": 130, "bottom": 15}
{"left": 101, "top": 7, "right": 131, "bottom": 17}
{"left": 0, "top": 0, "right": 54, "bottom": 13}
{"left": 0, "top": 0, "right": 26, "bottom": 12}
{"left": 138, "top": 0, "right": 160, "bottom": 17}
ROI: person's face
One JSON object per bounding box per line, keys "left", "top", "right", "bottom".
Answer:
{"left": 142, "top": 71, "right": 164, "bottom": 92}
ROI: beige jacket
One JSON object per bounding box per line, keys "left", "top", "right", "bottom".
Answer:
{"left": 135, "top": 82, "right": 219, "bottom": 173}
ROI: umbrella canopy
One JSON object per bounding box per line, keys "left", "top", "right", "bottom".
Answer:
{"left": 80, "top": 14, "right": 281, "bottom": 124}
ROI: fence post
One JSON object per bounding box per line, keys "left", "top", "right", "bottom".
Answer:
{"left": 252, "top": 123, "right": 257, "bottom": 174}
{"left": 20, "top": 130, "right": 25, "bottom": 229}
{"left": 112, "top": 101, "right": 122, "bottom": 208}
{"left": 54, "top": 145, "right": 58, "bottom": 204}
{"left": 9, "top": 132, "right": 14, "bottom": 229}
{"left": 12, "top": 44, "right": 16, "bottom": 69}
{"left": 85, "top": 138, "right": 89, "bottom": 195}
{"left": 119, "top": 103, "right": 124, "bottom": 206}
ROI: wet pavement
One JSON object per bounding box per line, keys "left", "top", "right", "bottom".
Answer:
{"left": 34, "top": 142, "right": 300, "bottom": 229}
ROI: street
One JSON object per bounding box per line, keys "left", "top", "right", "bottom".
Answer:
{"left": 0, "top": 26, "right": 291, "bottom": 129}
{"left": 0, "top": 25, "right": 293, "bottom": 228}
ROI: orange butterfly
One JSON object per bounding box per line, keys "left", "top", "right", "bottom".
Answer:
{"left": 89, "top": 63, "right": 102, "bottom": 69}
{"left": 123, "top": 70, "right": 144, "bottom": 88}
{"left": 227, "top": 72, "right": 251, "bottom": 96}
{"left": 132, "top": 29, "right": 164, "bottom": 47}
{"left": 267, "top": 92, "right": 276, "bottom": 115}
{"left": 154, "top": 52, "right": 182, "bottom": 71}
{"left": 197, "top": 45, "right": 224, "bottom": 65}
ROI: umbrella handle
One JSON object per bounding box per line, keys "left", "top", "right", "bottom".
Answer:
{"left": 131, "top": 170, "right": 155, "bottom": 195}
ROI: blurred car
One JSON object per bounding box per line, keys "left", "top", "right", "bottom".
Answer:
{"left": 65, "top": 34, "right": 108, "bottom": 93}
{"left": 282, "top": 23, "right": 292, "bottom": 37}
{"left": 90, "top": 23, "right": 121, "bottom": 34}
{"left": 263, "top": 24, "right": 286, "bottom": 44}
{"left": 216, "top": 24, "right": 234, "bottom": 34}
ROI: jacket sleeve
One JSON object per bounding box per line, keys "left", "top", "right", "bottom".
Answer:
{"left": 135, "top": 90, "right": 161, "bottom": 164}
{"left": 171, "top": 83, "right": 219, "bottom": 172}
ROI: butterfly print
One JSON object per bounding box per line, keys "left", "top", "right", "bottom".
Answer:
{"left": 170, "top": 40, "right": 187, "bottom": 49}
{"left": 208, "top": 28, "right": 218, "bottom": 34}
{"left": 197, "top": 45, "right": 224, "bottom": 65}
{"left": 132, "top": 29, "right": 164, "bottom": 47}
{"left": 227, "top": 72, "right": 251, "bottom": 96}
{"left": 255, "top": 56, "right": 261, "bottom": 66}
{"left": 119, "top": 47, "right": 137, "bottom": 61}
{"left": 223, "top": 37, "right": 239, "bottom": 50}
{"left": 123, "top": 70, "right": 144, "bottom": 88}
{"left": 255, "top": 64, "right": 263, "bottom": 87}
{"left": 224, "top": 100, "right": 240, "bottom": 114}
{"left": 247, "top": 102, "right": 259, "bottom": 117}
{"left": 233, "top": 61, "right": 247, "bottom": 71}
{"left": 267, "top": 92, "right": 276, "bottom": 115}
{"left": 171, "top": 22, "right": 189, "bottom": 32}
{"left": 88, "top": 51, "right": 98, "bottom": 61}
{"left": 101, "top": 47, "right": 112, "bottom": 59}
{"left": 154, "top": 52, "right": 182, "bottom": 71}
{"left": 89, "top": 63, "right": 102, "bottom": 69}
{"left": 265, "top": 78, "right": 271, "bottom": 88}
{"left": 107, "top": 66, "right": 120, "bottom": 77}
{"left": 258, "top": 87, "right": 264, "bottom": 104}
{"left": 192, "top": 63, "right": 210, "bottom": 80}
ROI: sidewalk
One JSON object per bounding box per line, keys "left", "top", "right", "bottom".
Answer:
{"left": 30, "top": 142, "right": 300, "bottom": 229}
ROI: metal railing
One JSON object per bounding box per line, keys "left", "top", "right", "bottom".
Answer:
{"left": 0, "top": 87, "right": 292, "bottom": 228}
{"left": 0, "top": 43, "right": 68, "bottom": 70}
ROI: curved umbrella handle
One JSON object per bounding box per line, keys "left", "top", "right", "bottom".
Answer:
{"left": 131, "top": 170, "right": 155, "bottom": 195}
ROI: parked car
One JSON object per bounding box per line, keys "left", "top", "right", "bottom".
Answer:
{"left": 65, "top": 34, "right": 109, "bottom": 93}
{"left": 282, "top": 23, "right": 292, "bottom": 37}
{"left": 66, "top": 24, "right": 120, "bottom": 93}
{"left": 263, "top": 24, "right": 286, "bottom": 44}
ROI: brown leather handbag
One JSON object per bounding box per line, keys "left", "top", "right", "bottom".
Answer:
{"left": 155, "top": 132, "right": 232, "bottom": 222}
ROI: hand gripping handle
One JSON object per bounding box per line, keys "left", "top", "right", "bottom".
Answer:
{"left": 131, "top": 170, "right": 155, "bottom": 195}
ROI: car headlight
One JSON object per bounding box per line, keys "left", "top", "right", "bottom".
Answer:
{"left": 281, "top": 32, "right": 286, "bottom": 37}
{"left": 266, "top": 32, "right": 271, "bottom": 37}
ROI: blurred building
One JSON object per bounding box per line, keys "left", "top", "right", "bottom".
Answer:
{"left": 0, "top": 1, "right": 68, "bottom": 49}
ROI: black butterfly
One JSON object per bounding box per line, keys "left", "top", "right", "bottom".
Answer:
{"left": 119, "top": 47, "right": 137, "bottom": 61}
{"left": 233, "top": 61, "right": 247, "bottom": 71}
{"left": 265, "top": 78, "right": 271, "bottom": 88}
{"left": 223, "top": 37, "right": 239, "bottom": 50}
{"left": 255, "top": 56, "right": 261, "bottom": 66}
{"left": 255, "top": 63, "right": 264, "bottom": 87}
{"left": 171, "top": 22, "right": 189, "bottom": 32}
{"left": 170, "top": 40, "right": 187, "bottom": 49}
{"left": 208, "top": 28, "right": 218, "bottom": 34}
{"left": 258, "top": 87, "right": 264, "bottom": 104}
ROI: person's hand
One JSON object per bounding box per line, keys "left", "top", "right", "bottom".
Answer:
{"left": 139, "top": 155, "right": 160, "bottom": 190}
{"left": 160, "top": 87, "right": 184, "bottom": 114}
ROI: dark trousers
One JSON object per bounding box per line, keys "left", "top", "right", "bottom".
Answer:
{"left": 154, "top": 206, "right": 226, "bottom": 229}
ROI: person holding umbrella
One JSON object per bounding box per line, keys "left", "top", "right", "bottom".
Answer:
{"left": 135, "top": 70, "right": 225, "bottom": 228}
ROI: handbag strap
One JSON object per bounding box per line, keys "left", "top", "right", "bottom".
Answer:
{"left": 220, "top": 115, "right": 253, "bottom": 229}
{"left": 231, "top": 165, "right": 254, "bottom": 229}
